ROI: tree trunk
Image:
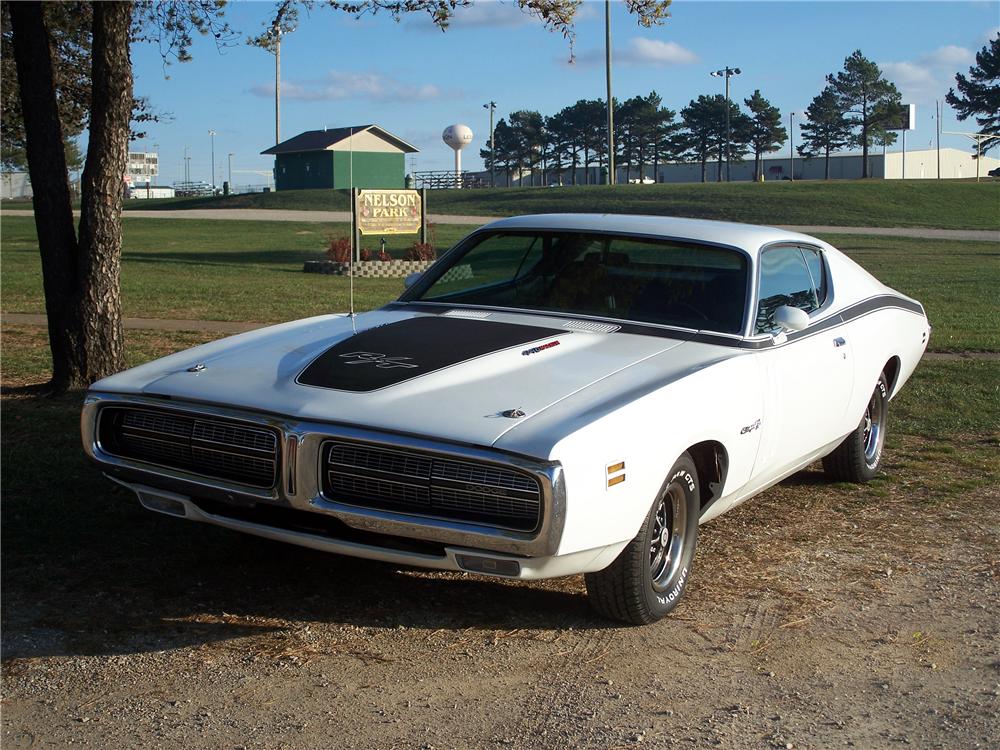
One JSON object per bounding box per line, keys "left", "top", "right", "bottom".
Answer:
{"left": 74, "top": 1, "right": 131, "bottom": 383}
{"left": 700, "top": 154, "right": 707, "bottom": 183}
{"left": 9, "top": 2, "right": 84, "bottom": 391}
{"left": 824, "top": 146, "right": 831, "bottom": 180}
{"left": 860, "top": 94, "right": 869, "bottom": 178}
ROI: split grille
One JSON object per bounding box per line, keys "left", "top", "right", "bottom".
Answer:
{"left": 98, "top": 407, "right": 279, "bottom": 488}
{"left": 321, "top": 441, "right": 542, "bottom": 532}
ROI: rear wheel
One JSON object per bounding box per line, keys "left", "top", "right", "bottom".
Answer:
{"left": 585, "top": 453, "right": 700, "bottom": 625}
{"left": 823, "top": 372, "right": 889, "bottom": 483}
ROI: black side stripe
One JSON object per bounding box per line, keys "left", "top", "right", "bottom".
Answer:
{"left": 386, "top": 294, "right": 925, "bottom": 350}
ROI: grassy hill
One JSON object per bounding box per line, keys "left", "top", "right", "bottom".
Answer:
{"left": 124, "top": 180, "right": 1000, "bottom": 230}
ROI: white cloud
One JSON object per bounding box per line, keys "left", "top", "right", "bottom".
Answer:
{"left": 249, "top": 71, "right": 457, "bottom": 102}
{"left": 405, "top": 1, "right": 530, "bottom": 31}
{"left": 880, "top": 45, "right": 975, "bottom": 104}
{"left": 571, "top": 36, "right": 698, "bottom": 67}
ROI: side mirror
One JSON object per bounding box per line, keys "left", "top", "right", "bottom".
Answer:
{"left": 404, "top": 272, "right": 422, "bottom": 289}
{"left": 773, "top": 305, "right": 810, "bottom": 332}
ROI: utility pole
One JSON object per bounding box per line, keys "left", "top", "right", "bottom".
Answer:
{"left": 274, "top": 29, "right": 281, "bottom": 145}
{"left": 208, "top": 129, "right": 217, "bottom": 192}
{"left": 935, "top": 100, "right": 941, "bottom": 179}
{"left": 789, "top": 113, "right": 795, "bottom": 182}
{"left": 483, "top": 101, "right": 496, "bottom": 188}
{"left": 710, "top": 66, "right": 742, "bottom": 181}
{"left": 604, "top": 0, "right": 615, "bottom": 185}
{"left": 228, "top": 153, "right": 234, "bottom": 192}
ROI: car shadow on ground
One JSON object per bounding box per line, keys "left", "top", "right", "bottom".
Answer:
{"left": 2, "top": 520, "right": 603, "bottom": 662}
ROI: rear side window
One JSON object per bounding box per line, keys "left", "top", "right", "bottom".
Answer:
{"left": 755, "top": 246, "right": 826, "bottom": 333}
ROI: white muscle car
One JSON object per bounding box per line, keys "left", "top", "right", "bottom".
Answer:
{"left": 82, "top": 214, "right": 930, "bottom": 624}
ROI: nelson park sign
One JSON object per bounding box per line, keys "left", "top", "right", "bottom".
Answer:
{"left": 354, "top": 189, "right": 423, "bottom": 235}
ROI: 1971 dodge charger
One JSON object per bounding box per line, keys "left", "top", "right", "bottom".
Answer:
{"left": 82, "top": 214, "right": 930, "bottom": 624}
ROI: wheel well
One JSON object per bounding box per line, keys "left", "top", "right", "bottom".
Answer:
{"left": 686, "top": 441, "right": 728, "bottom": 515}
{"left": 883, "top": 356, "right": 901, "bottom": 397}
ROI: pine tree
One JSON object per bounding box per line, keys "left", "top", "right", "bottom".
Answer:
{"left": 744, "top": 89, "right": 787, "bottom": 182}
{"left": 799, "top": 88, "right": 853, "bottom": 179}
{"left": 946, "top": 33, "right": 1000, "bottom": 155}
{"left": 826, "top": 50, "right": 902, "bottom": 178}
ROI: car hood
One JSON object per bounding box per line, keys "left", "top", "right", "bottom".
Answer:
{"left": 91, "top": 307, "right": 712, "bottom": 451}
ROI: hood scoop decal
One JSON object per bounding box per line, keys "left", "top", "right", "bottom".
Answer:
{"left": 297, "top": 316, "right": 565, "bottom": 392}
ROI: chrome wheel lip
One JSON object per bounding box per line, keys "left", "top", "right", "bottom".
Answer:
{"left": 863, "top": 388, "right": 885, "bottom": 464}
{"left": 649, "top": 482, "right": 687, "bottom": 592}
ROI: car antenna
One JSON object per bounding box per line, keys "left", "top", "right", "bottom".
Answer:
{"left": 348, "top": 182, "right": 357, "bottom": 334}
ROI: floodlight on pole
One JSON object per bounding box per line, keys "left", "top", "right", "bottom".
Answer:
{"left": 710, "top": 66, "right": 741, "bottom": 182}
{"left": 483, "top": 101, "right": 497, "bottom": 188}
{"left": 943, "top": 130, "right": 1000, "bottom": 182}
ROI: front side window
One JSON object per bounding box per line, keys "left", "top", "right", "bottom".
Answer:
{"left": 404, "top": 231, "right": 749, "bottom": 334}
{"left": 755, "top": 246, "right": 826, "bottom": 333}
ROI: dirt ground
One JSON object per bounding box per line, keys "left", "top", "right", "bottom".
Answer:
{"left": 2, "top": 434, "right": 998, "bottom": 750}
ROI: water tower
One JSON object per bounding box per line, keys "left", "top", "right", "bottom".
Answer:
{"left": 442, "top": 124, "right": 473, "bottom": 188}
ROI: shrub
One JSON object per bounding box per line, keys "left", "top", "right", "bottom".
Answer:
{"left": 359, "top": 248, "right": 373, "bottom": 261}
{"left": 326, "top": 236, "right": 352, "bottom": 264}
{"left": 377, "top": 248, "right": 392, "bottom": 262}
{"left": 405, "top": 242, "right": 436, "bottom": 261}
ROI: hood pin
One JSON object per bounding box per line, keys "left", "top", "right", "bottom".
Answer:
{"left": 186, "top": 363, "right": 207, "bottom": 373}
{"left": 501, "top": 408, "right": 526, "bottom": 419}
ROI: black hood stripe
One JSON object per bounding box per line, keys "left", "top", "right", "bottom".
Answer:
{"left": 297, "top": 316, "right": 566, "bottom": 392}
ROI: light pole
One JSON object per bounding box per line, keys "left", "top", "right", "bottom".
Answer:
{"left": 604, "top": 0, "right": 615, "bottom": 185}
{"left": 228, "top": 153, "right": 233, "bottom": 192}
{"left": 208, "top": 129, "right": 217, "bottom": 192}
{"left": 483, "top": 101, "right": 496, "bottom": 188}
{"left": 943, "top": 131, "right": 1000, "bottom": 182}
{"left": 789, "top": 112, "right": 795, "bottom": 182}
{"left": 710, "top": 66, "right": 741, "bottom": 182}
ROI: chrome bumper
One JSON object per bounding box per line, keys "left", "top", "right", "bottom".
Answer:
{"left": 82, "top": 391, "right": 566, "bottom": 558}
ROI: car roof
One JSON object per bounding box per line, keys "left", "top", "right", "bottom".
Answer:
{"left": 479, "top": 213, "right": 824, "bottom": 255}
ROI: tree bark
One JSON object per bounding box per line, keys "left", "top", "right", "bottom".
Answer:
{"left": 74, "top": 1, "right": 131, "bottom": 384}
{"left": 9, "top": 1, "right": 131, "bottom": 391}
{"left": 8, "top": 2, "right": 82, "bottom": 391}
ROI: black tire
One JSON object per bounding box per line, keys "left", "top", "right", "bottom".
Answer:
{"left": 585, "top": 453, "right": 700, "bottom": 625}
{"left": 822, "top": 372, "right": 889, "bottom": 483}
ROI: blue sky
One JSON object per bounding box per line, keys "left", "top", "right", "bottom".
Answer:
{"left": 129, "top": 0, "right": 1000, "bottom": 187}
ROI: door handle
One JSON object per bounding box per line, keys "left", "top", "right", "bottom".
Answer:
{"left": 833, "top": 337, "right": 846, "bottom": 347}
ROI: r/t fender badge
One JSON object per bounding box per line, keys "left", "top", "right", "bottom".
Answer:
{"left": 339, "top": 352, "right": 419, "bottom": 369}
{"left": 740, "top": 419, "right": 761, "bottom": 435}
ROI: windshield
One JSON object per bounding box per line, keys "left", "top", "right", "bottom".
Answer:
{"left": 403, "top": 230, "right": 748, "bottom": 335}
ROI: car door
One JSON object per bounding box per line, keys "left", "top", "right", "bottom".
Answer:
{"left": 749, "top": 244, "right": 855, "bottom": 486}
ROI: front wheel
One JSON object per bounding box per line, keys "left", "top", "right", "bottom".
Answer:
{"left": 585, "top": 453, "right": 700, "bottom": 625}
{"left": 823, "top": 372, "right": 889, "bottom": 483}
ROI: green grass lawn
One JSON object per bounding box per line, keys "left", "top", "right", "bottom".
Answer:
{"left": 3, "top": 215, "right": 997, "bottom": 350}
{"left": 0, "top": 216, "right": 471, "bottom": 322}
{"left": 121, "top": 180, "right": 1000, "bottom": 231}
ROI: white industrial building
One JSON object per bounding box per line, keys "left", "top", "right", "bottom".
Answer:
{"left": 652, "top": 147, "right": 998, "bottom": 183}
{"left": 474, "top": 147, "right": 998, "bottom": 186}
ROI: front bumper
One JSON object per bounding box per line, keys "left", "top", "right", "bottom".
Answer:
{"left": 108, "top": 477, "right": 625, "bottom": 580}
{"left": 82, "top": 392, "right": 567, "bottom": 559}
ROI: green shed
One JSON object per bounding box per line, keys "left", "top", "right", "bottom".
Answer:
{"left": 261, "top": 125, "right": 418, "bottom": 191}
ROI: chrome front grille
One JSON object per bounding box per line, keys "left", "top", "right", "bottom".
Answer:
{"left": 99, "top": 407, "right": 279, "bottom": 488}
{"left": 321, "top": 441, "right": 542, "bottom": 532}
